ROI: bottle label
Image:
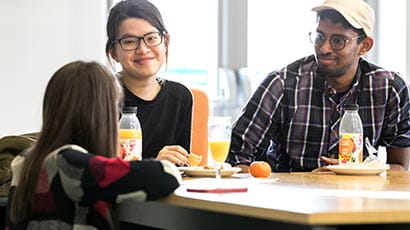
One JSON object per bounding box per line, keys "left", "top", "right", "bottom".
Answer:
{"left": 339, "top": 133, "right": 363, "bottom": 164}
{"left": 119, "top": 129, "right": 142, "bottom": 161}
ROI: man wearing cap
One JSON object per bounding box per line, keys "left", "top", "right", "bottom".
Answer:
{"left": 227, "top": 0, "right": 410, "bottom": 172}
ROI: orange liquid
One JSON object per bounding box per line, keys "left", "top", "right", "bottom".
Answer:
{"left": 338, "top": 133, "right": 363, "bottom": 164}
{"left": 209, "top": 140, "right": 230, "bottom": 162}
{"left": 119, "top": 129, "right": 142, "bottom": 160}
{"left": 119, "top": 129, "right": 142, "bottom": 139}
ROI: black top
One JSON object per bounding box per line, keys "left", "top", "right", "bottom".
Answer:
{"left": 121, "top": 79, "right": 193, "bottom": 158}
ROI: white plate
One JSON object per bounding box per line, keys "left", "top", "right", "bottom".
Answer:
{"left": 178, "top": 166, "right": 242, "bottom": 177}
{"left": 327, "top": 165, "right": 390, "bottom": 175}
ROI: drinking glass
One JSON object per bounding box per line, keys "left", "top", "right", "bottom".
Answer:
{"left": 208, "top": 116, "right": 231, "bottom": 180}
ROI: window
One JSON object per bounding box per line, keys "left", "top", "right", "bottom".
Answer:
{"left": 248, "top": 0, "right": 322, "bottom": 73}
{"left": 377, "top": 0, "right": 407, "bottom": 77}
{"left": 248, "top": 0, "right": 409, "bottom": 81}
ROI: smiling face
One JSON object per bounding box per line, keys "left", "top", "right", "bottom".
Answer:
{"left": 314, "top": 19, "right": 364, "bottom": 80}
{"left": 110, "top": 18, "right": 168, "bottom": 81}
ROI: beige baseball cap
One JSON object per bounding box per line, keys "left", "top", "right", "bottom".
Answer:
{"left": 312, "top": 0, "right": 375, "bottom": 37}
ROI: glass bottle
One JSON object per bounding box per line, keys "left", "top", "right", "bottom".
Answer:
{"left": 119, "top": 106, "right": 142, "bottom": 160}
{"left": 339, "top": 104, "right": 363, "bottom": 164}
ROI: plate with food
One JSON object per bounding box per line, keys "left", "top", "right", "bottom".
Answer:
{"left": 327, "top": 164, "right": 390, "bottom": 176}
{"left": 179, "top": 163, "right": 241, "bottom": 177}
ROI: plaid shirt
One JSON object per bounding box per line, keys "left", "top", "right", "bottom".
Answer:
{"left": 227, "top": 55, "right": 410, "bottom": 172}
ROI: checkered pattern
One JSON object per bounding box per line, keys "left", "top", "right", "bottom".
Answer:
{"left": 227, "top": 55, "right": 410, "bottom": 172}
{"left": 6, "top": 145, "right": 180, "bottom": 229}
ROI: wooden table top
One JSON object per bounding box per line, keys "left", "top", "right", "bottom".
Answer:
{"left": 162, "top": 171, "right": 410, "bottom": 226}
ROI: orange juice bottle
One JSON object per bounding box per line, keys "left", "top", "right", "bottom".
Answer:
{"left": 119, "top": 106, "right": 142, "bottom": 160}
{"left": 339, "top": 104, "right": 363, "bottom": 164}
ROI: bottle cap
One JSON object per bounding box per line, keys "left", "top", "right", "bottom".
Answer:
{"left": 344, "top": 104, "right": 359, "bottom": 110}
{"left": 122, "top": 106, "right": 138, "bottom": 113}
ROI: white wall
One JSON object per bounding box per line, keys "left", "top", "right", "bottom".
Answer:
{"left": 0, "top": 0, "right": 107, "bottom": 137}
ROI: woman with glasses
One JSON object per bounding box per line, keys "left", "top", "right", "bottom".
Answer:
{"left": 106, "top": 0, "right": 192, "bottom": 166}
{"left": 227, "top": 0, "right": 410, "bottom": 173}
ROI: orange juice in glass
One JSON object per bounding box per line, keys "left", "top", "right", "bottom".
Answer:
{"left": 208, "top": 116, "right": 231, "bottom": 180}
{"left": 119, "top": 129, "right": 142, "bottom": 160}
{"left": 209, "top": 140, "right": 230, "bottom": 163}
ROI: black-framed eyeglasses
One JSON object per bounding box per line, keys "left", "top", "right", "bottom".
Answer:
{"left": 309, "top": 31, "right": 364, "bottom": 51}
{"left": 115, "top": 31, "right": 165, "bottom": 51}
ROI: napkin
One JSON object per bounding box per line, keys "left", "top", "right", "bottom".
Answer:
{"left": 184, "top": 178, "right": 248, "bottom": 193}
{"left": 186, "top": 187, "right": 248, "bottom": 193}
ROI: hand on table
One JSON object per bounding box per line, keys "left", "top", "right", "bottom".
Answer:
{"left": 156, "top": 145, "right": 189, "bottom": 166}
{"left": 236, "top": 164, "right": 250, "bottom": 173}
{"left": 311, "top": 156, "right": 339, "bottom": 173}
{"left": 321, "top": 156, "right": 339, "bottom": 165}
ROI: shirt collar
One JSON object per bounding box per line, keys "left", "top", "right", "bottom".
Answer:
{"left": 316, "top": 64, "right": 362, "bottom": 96}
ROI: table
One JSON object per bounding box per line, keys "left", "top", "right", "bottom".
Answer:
{"left": 117, "top": 171, "right": 410, "bottom": 230}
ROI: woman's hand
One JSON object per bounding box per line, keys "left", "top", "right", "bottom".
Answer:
{"left": 156, "top": 145, "right": 189, "bottom": 166}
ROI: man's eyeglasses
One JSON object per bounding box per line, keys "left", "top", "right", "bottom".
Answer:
{"left": 309, "top": 32, "right": 364, "bottom": 51}
{"left": 116, "top": 31, "right": 165, "bottom": 51}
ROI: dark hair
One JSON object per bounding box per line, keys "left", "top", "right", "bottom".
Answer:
{"left": 10, "top": 60, "right": 123, "bottom": 223}
{"left": 105, "top": 0, "right": 168, "bottom": 63}
{"left": 318, "top": 9, "right": 366, "bottom": 43}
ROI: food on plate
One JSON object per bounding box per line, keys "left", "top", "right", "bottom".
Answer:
{"left": 128, "top": 156, "right": 141, "bottom": 161}
{"left": 335, "top": 157, "right": 387, "bottom": 169}
{"left": 203, "top": 163, "right": 232, "bottom": 170}
{"left": 188, "top": 152, "right": 203, "bottom": 166}
{"left": 249, "top": 161, "right": 271, "bottom": 178}
{"left": 337, "top": 161, "right": 387, "bottom": 169}
{"left": 363, "top": 159, "right": 385, "bottom": 168}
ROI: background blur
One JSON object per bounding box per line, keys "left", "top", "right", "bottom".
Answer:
{"left": 1, "top": 0, "right": 409, "bottom": 137}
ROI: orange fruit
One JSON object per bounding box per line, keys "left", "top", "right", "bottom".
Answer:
{"left": 188, "top": 153, "right": 203, "bottom": 166}
{"left": 249, "top": 161, "right": 271, "bottom": 178}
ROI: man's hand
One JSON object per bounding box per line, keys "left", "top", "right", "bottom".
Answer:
{"left": 321, "top": 156, "right": 339, "bottom": 165}
{"left": 311, "top": 156, "right": 339, "bottom": 173}
{"left": 236, "top": 164, "right": 250, "bottom": 173}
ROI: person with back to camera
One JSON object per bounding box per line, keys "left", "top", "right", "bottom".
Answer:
{"left": 106, "top": 0, "right": 193, "bottom": 166}
{"left": 227, "top": 0, "right": 410, "bottom": 172}
{"left": 5, "top": 61, "right": 181, "bottom": 230}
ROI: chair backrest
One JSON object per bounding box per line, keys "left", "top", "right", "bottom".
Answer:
{"left": 236, "top": 67, "right": 253, "bottom": 106}
{"left": 190, "top": 88, "right": 209, "bottom": 166}
{"left": 218, "top": 67, "right": 237, "bottom": 106}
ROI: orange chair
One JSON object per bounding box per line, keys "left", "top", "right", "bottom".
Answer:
{"left": 190, "top": 88, "right": 209, "bottom": 166}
